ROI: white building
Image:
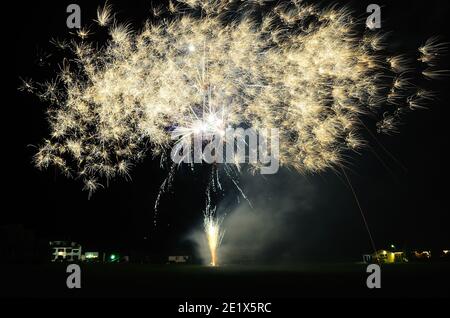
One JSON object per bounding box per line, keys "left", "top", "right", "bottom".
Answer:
{"left": 50, "top": 241, "right": 82, "bottom": 262}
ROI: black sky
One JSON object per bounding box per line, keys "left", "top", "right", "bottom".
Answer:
{"left": 2, "top": 0, "right": 450, "bottom": 261}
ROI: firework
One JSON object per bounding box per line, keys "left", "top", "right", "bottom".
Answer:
{"left": 203, "top": 205, "right": 224, "bottom": 266}
{"left": 23, "top": 0, "right": 446, "bottom": 197}
{"left": 95, "top": 1, "right": 114, "bottom": 27}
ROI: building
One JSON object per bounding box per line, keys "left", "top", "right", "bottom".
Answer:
{"left": 82, "top": 251, "right": 100, "bottom": 262}
{"left": 168, "top": 255, "right": 190, "bottom": 264}
{"left": 363, "top": 249, "right": 407, "bottom": 264}
{"left": 50, "top": 241, "right": 82, "bottom": 262}
{"left": 412, "top": 250, "right": 431, "bottom": 260}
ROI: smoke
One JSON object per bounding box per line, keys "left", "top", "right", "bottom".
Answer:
{"left": 188, "top": 169, "right": 320, "bottom": 265}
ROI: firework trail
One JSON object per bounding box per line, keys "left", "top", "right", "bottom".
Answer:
{"left": 203, "top": 192, "right": 225, "bottom": 266}
{"left": 23, "top": 1, "right": 447, "bottom": 206}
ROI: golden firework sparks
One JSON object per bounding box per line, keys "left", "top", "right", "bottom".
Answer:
{"left": 23, "top": 1, "right": 446, "bottom": 197}
{"left": 203, "top": 205, "right": 224, "bottom": 267}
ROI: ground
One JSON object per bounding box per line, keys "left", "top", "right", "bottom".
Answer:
{"left": 1, "top": 262, "right": 449, "bottom": 298}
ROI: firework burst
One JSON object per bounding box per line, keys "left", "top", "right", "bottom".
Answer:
{"left": 23, "top": 0, "right": 446, "bottom": 198}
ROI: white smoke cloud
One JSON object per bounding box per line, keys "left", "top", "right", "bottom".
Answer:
{"left": 188, "top": 169, "right": 318, "bottom": 265}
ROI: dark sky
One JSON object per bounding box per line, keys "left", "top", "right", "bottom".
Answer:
{"left": 2, "top": 0, "right": 450, "bottom": 261}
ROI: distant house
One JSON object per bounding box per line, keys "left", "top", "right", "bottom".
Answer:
{"left": 411, "top": 250, "right": 431, "bottom": 260}
{"left": 82, "top": 251, "right": 100, "bottom": 262}
{"left": 50, "top": 241, "right": 82, "bottom": 262}
{"left": 168, "top": 255, "right": 190, "bottom": 264}
{"left": 363, "top": 249, "right": 407, "bottom": 264}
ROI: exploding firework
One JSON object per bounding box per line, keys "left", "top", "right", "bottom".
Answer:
{"left": 203, "top": 205, "right": 224, "bottom": 266}
{"left": 23, "top": 0, "right": 447, "bottom": 200}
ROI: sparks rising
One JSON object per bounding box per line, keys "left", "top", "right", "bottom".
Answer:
{"left": 204, "top": 205, "right": 224, "bottom": 266}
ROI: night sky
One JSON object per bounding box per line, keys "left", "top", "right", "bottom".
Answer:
{"left": 3, "top": 0, "right": 450, "bottom": 262}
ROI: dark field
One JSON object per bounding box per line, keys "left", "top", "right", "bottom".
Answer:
{"left": 1, "top": 262, "right": 449, "bottom": 298}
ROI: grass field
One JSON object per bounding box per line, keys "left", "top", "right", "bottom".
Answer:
{"left": 1, "top": 262, "right": 449, "bottom": 298}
